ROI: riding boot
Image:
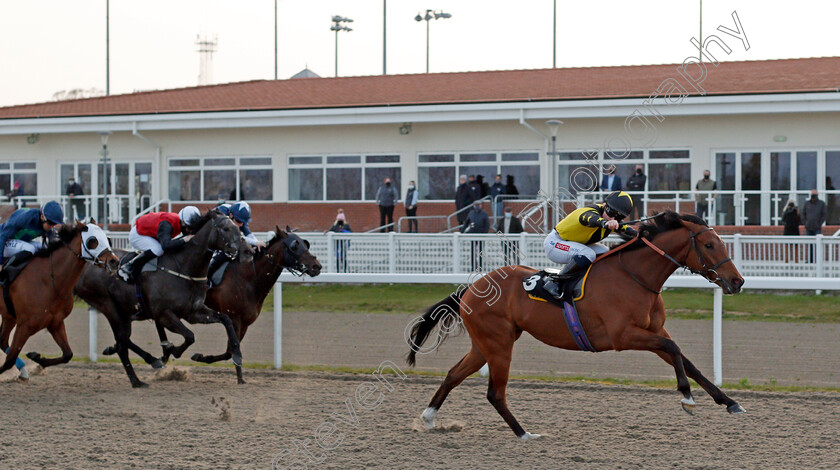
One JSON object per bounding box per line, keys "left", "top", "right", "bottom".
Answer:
{"left": 544, "top": 255, "right": 593, "bottom": 300}
{"left": 119, "top": 250, "right": 156, "bottom": 283}
{"left": 206, "top": 252, "right": 225, "bottom": 288}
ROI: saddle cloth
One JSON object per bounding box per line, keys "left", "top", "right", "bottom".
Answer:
{"left": 118, "top": 252, "right": 170, "bottom": 277}
{"left": 521, "top": 267, "right": 597, "bottom": 352}
{"left": 0, "top": 254, "right": 34, "bottom": 286}
{"left": 208, "top": 261, "right": 230, "bottom": 288}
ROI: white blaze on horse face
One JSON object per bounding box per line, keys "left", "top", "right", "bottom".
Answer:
{"left": 81, "top": 224, "right": 112, "bottom": 260}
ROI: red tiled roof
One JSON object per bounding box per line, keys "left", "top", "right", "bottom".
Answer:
{"left": 2, "top": 57, "right": 839, "bottom": 119}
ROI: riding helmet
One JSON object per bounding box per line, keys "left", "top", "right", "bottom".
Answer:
{"left": 604, "top": 191, "right": 633, "bottom": 219}
{"left": 178, "top": 206, "right": 201, "bottom": 228}
{"left": 41, "top": 200, "right": 64, "bottom": 224}
{"left": 230, "top": 201, "right": 251, "bottom": 224}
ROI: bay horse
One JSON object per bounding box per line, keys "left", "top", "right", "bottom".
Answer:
{"left": 74, "top": 209, "right": 251, "bottom": 387}
{"left": 98, "top": 226, "right": 322, "bottom": 384}
{"left": 0, "top": 222, "right": 119, "bottom": 375}
{"left": 406, "top": 212, "right": 746, "bottom": 440}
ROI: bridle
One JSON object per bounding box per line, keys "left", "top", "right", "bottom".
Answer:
{"left": 187, "top": 215, "right": 240, "bottom": 259}
{"left": 62, "top": 236, "right": 115, "bottom": 269}
{"left": 264, "top": 236, "right": 311, "bottom": 277}
{"left": 617, "top": 226, "right": 733, "bottom": 293}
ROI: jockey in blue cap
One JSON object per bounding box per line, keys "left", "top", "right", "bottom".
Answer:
{"left": 207, "top": 201, "right": 264, "bottom": 287}
{"left": 0, "top": 201, "right": 64, "bottom": 269}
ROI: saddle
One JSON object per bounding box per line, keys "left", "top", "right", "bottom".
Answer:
{"left": 208, "top": 261, "right": 230, "bottom": 289}
{"left": 522, "top": 268, "right": 597, "bottom": 352}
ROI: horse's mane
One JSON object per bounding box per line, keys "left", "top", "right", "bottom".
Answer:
{"left": 35, "top": 223, "right": 86, "bottom": 257}
{"left": 624, "top": 211, "right": 708, "bottom": 251}
{"left": 194, "top": 209, "right": 221, "bottom": 231}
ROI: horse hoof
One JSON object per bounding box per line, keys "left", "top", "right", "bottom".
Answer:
{"left": 520, "top": 432, "right": 541, "bottom": 441}
{"left": 232, "top": 354, "right": 243, "bottom": 367}
{"left": 151, "top": 359, "right": 165, "bottom": 370}
{"left": 190, "top": 353, "right": 203, "bottom": 362}
{"left": 681, "top": 397, "right": 696, "bottom": 416}
{"left": 102, "top": 346, "right": 117, "bottom": 356}
{"left": 727, "top": 403, "right": 746, "bottom": 414}
{"left": 25, "top": 352, "right": 40, "bottom": 362}
{"left": 132, "top": 381, "right": 149, "bottom": 389}
{"left": 237, "top": 378, "right": 246, "bottom": 385}
{"left": 421, "top": 407, "right": 437, "bottom": 429}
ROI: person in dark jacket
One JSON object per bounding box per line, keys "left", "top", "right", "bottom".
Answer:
{"left": 475, "top": 175, "right": 489, "bottom": 198}
{"left": 462, "top": 201, "right": 490, "bottom": 271}
{"left": 119, "top": 206, "right": 202, "bottom": 282}
{"left": 404, "top": 181, "right": 419, "bottom": 233}
{"left": 455, "top": 175, "right": 474, "bottom": 225}
{"left": 65, "top": 176, "right": 86, "bottom": 220}
{"left": 488, "top": 174, "right": 507, "bottom": 222}
{"left": 505, "top": 175, "right": 519, "bottom": 196}
{"left": 0, "top": 201, "right": 64, "bottom": 267}
{"left": 802, "top": 190, "right": 827, "bottom": 235}
{"left": 600, "top": 166, "right": 623, "bottom": 191}
{"left": 625, "top": 165, "right": 646, "bottom": 220}
{"left": 375, "top": 178, "right": 399, "bottom": 232}
{"left": 496, "top": 206, "right": 524, "bottom": 265}
{"left": 781, "top": 199, "right": 801, "bottom": 236}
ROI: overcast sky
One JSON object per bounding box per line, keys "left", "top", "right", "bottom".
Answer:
{"left": 0, "top": 0, "right": 836, "bottom": 107}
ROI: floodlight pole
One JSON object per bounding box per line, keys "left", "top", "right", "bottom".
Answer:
{"left": 552, "top": 0, "right": 556, "bottom": 68}
{"left": 106, "top": 0, "right": 110, "bottom": 95}
{"left": 425, "top": 19, "right": 430, "bottom": 73}
{"left": 99, "top": 132, "right": 112, "bottom": 229}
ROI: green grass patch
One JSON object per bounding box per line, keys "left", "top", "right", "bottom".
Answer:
{"left": 270, "top": 284, "right": 839, "bottom": 323}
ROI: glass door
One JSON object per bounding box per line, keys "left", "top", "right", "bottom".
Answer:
{"left": 59, "top": 163, "right": 92, "bottom": 221}
{"left": 740, "top": 152, "right": 762, "bottom": 225}
{"left": 714, "top": 152, "right": 736, "bottom": 225}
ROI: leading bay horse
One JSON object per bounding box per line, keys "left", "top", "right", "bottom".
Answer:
{"left": 406, "top": 212, "right": 746, "bottom": 440}
{"left": 75, "top": 209, "right": 252, "bottom": 387}
{"left": 0, "top": 222, "right": 119, "bottom": 375}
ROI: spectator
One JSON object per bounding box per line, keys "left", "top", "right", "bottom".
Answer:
{"left": 65, "top": 176, "right": 85, "bottom": 220}
{"left": 475, "top": 175, "right": 489, "bottom": 198}
{"left": 695, "top": 170, "right": 716, "bottom": 222}
{"left": 375, "top": 177, "right": 399, "bottom": 233}
{"left": 455, "top": 175, "right": 471, "bottom": 225}
{"left": 600, "top": 166, "right": 622, "bottom": 192}
{"left": 462, "top": 200, "right": 490, "bottom": 272}
{"left": 625, "top": 165, "right": 646, "bottom": 220}
{"left": 328, "top": 210, "right": 352, "bottom": 273}
{"left": 467, "top": 175, "right": 481, "bottom": 201}
{"left": 802, "top": 190, "right": 826, "bottom": 263}
{"left": 404, "top": 180, "right": 419, "bottom": 233}
{"left": 489, "top": 174, "right": 506, "bottom": 222}
{"left": 782, "top": 199, "right": 801, "bottom": 236}
{"left": 505, "top": 175, "right": 519, "bottom": 196}
{"left": 802, "top": 189, "right": 826, "bottom": 236}
{"left": 9, "top": 181, "right": 22, "bottom": 206}
{"left": 496, "top": 206, "right": 524, "bottom": 266}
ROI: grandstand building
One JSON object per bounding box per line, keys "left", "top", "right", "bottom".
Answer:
{"left": 0, "top": 56, "right": 839, "bottom": 233}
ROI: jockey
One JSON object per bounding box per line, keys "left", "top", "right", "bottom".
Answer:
{"left": 207, "top": 201, "right": 264, "bottom": 287}
{"left": 118, "top": 206, "right": 202, "bottom": 282}
{"left": 542, "top": 191, "right": 637, "bottom": 299}
{"left": 0, "top": 201, "right": 64, "bottom": 270}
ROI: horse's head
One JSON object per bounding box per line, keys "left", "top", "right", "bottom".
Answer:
{"left": 273, "top": 225, "right": 321, "bottom": 276}
{"left": 200, "top": 209, "right": 253, "bottom": 261}
{"left": 77, "top": 221, "right": 120, "bottom": 274}
{"left": 679, "top": 216, "right": 744, "bottom": 294}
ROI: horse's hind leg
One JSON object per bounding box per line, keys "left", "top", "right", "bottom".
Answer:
{"left": 485, "top": 348, "right": 539, "bottom": 440}
{"left": 421, "top": 345, "right": 485, "bottom": 429}
{"left": 0, "top": 325, "right": 30, "bottom": 374}
{"left": 26, "top": 321, "right": 73, "bottom": 368}
{"left": 157, "top": 311, "right": 195, "bottom": 360}
{"left": 185, "top": 306, "right": 243, "bottom": 368}
{"left": 0, "top": 317, "right": 12, "bottom": 351}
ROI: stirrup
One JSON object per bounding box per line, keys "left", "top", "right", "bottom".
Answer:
{"left": 543, "top": 279, "right": 564, "bottom": 300}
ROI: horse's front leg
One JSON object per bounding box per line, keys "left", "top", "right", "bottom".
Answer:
{"left": 612, "top": 324, "right": 695, "bottom": 414}
{"left": 26, "top": 321, "right": 73, "bottom": 368}
{"left": 186, "top": 306, "right": 243, "bottom": 368}
{"left": 192, "top": 320, "right": 246, "bottom": 383}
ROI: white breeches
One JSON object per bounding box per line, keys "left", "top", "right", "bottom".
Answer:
{"left": 543, "top": 231, "right": 608, "bottom": 265}
{"left": 3, "top": 239, "right": 40, "bottom": 259}
{"left": 129, "top": 226, "right": 164, "bottom": 256}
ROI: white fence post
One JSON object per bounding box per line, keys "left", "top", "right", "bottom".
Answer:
{"left": 273, "top": 282, "right": 282, "bottom": 369}
{"left": 519, "top": 231, "right": 527, "bottom": 265}
{"left": 713, "top": 287, "right": 723, "bottom": 386}
{"left": 816, "top": 235, "right": 825, "bottom": 278}
{"left": 732, "top": 233, "right": 742, "bottom": 269}
{"left": 389, "top": 232, "right": 397, "bottom": 273}
{"left": 452, "top": 232, "right": 461, "bottom": 273}
{"left": 89, "top": 308, "right": 98, "bottom": 362}
{"left": 326, "top": 231, "right": 335, "bottom": 273}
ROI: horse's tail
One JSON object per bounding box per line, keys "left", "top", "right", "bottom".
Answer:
{"left": 406, "top": 287, "right": 465, "bottom": 367}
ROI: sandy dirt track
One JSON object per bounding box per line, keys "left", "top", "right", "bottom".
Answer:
{"left": 0, "top": 364, "right": 838, "bottom": 469}
{"left": 19, "top": 309, "right": 840, "bottom": 386}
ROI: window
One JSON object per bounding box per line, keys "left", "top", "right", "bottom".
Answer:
{"left": 558, "top": 149, "right": 690, "bottom": 197}
{"left": 288, "top": 154, "right": 401, "bottom": 201}
{"left": 0, "top": 161, "right": 38, "bottom": 198}
{"left": 168, "top": 156, "right": 273, "bottom": 202}
{"left": 417, "top": 151, "right": 540, "bottom": 200}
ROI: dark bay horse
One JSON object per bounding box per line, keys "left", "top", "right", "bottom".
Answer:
{"left": 0, "top": 223, "right": 119, "bottom": 375}
{"left": 191, "top": 226, "right": 321, "bottom": 383}
{"left": 75, "top": 210, "right": 251, "bottom": 387}
{"left": 406, "top": 212, "right": 746, "bottom": 440}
